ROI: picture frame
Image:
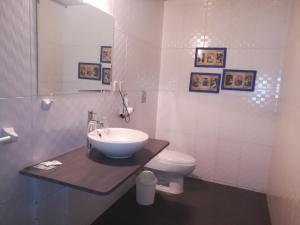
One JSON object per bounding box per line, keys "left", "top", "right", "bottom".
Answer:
{"left": 194, "top": 47, "right": 227, "bottom": 68}
{"left": 189, "top": 72, "right": 221, "bottom": 93}
{"left": 78, "top": 63, "right": 101, "bottom": 80}
{"left": 100, "top": 46, "right": 112, "bottom": 63}
{"left": 221, "top": 69, "right": 257, "bottom": 92}
{"left": 102, "top": 67, "right": 112, "bottom": 85}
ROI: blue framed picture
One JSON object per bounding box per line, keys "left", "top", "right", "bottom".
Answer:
{"left": 221, "top": 69, "right": 257, "bottom": 92}
{"left": 189, "top": 72, "right": 221, "bottom": 93}
{"left": 102, "top": 67, "right": 112, "bottom": 85}
{"left": 194, "top": 47, "right": 227, "bottom": 68}
{"left": 100, "top": 46, "right": 112, "bottom": 63}
{"left": 78, "top": 63, "right": 101, "bottom": 80}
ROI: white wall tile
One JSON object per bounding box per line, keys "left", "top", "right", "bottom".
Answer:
{"left": 0, "top": 0, "right": 297, "bottom": 224}
{"left": 205, "top": 0, "right": 232, "bottom": 47}
{"left": 162, "top": 1, "right": 185, "bottom": 49}
{"left": 0, "top": 98, "right": 33, "bottom": 204}
{"left": 214, "top": 139, "right": 242, "bottom": 186}
{"left": 156, "top": 0, "right": 291, "bottom": 193}
{"left": 159, "top": 49, "right": 183, "bottom": 92}
{"left": 193, "top": 136, "right": 218, "bottom": 181}
{"left": 0, "top": 0, "right": 164, "bottom": 224}
{"left": 34, "top": 188, "right": 66, "bottom": 225}
{"left": 127, "top": 0, "right": 164, "bottom": 47}
{"left": 228, "top": 0, "right": 260, "bottom": 49}
{"left": 169, "top": 131, "right": 196, "bottom": 154}
{"left": 0, "top": 0, "right": 32, "bottom": 97}
{"left": 182, "top": 1, "right": 207, "bottom": 48}
{"left": 255, "top": 0, "right": 292, "bottom": 49}
{"left": 239, "top": 143, "right": 271, "bottom": 192}
{"left": 267, "top": 0, "right": 300, "bottom": 224}
{"left": 112, "top": 0, "right": 132, "bottom": 33}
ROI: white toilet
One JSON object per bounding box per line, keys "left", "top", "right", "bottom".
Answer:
{"left": 145, "top": 150, "right": 196, "bottom": 194}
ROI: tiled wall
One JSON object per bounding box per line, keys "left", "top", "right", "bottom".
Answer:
{"left": 0, "top": 0, "right": 164, "bottom": 224}
{"left": 267, "top": 0, "right": 300, "bottom": 224}
{"left": 156, "top": 0, "right": 292, "bottom": 193}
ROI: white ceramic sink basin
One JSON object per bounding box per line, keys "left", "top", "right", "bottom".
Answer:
{"left": 88, "top": 128, "right": 149, "bottom": 158}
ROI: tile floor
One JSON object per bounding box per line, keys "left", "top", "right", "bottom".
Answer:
{"left": 91, "top": 177, "right": 271, "bottom": 225}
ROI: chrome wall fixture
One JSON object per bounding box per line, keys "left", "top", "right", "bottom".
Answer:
{"left": 0, "top": 128, "right": 18, "bottom": 144}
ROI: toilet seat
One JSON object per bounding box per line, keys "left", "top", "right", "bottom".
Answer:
{"left": 158, "top": 150, "right": 196, "bottom": 166}
{"left": 146, "top": 150, "right": 196, "bottom": 174}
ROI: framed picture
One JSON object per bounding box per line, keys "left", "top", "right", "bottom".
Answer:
{"left": 102, "top": 67, "right": 112, "bottom": 85}
{"left": 100, "top": 46, "right": 112, "bottom": 63}
{"left": 189, "top": 72, "right": 221, "bottom": 93}
{"left": 78, "top": 63, "right": 101, "bottom": 80}
{"left": 221, "top": 69, "right": 257, "bottom": 92}
{"left": 194, "top": 47, "right": 227, "bottom": 68}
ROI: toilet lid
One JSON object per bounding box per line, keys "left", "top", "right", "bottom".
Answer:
{"left": 158, "top": 150, "right": 196, "bottom": 165}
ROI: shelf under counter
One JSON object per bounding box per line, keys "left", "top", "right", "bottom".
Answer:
{"left": 20, "top": 138, "right": 169, "bottom": 195}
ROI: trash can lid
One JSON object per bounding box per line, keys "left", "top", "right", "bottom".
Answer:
{"left": 136, "top": 170, "right": 157, "bottom": 185}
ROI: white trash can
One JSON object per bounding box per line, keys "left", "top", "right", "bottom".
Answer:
{"left": 136, "top": 170, "right": 157, "bottom": 206}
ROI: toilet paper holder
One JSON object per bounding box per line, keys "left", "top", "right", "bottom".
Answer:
{"left": 0, "top": 127, "right": 18, "bottom": 144}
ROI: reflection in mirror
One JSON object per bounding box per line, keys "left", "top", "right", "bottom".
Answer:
{"left": 37, "top": 0, "right": 114, "bottom": 95}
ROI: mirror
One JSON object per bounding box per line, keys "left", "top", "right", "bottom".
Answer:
{"left": 37, "top": 0, "right": 114, "bottom": 95}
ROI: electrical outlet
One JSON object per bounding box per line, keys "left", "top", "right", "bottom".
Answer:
{"left": 141, "top": 90, "right": 147, "bottom": 103}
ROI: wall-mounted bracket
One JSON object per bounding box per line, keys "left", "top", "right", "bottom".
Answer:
{"left": 41, "top": 98, "right": 53, "bottom": 110}
{"left": 0, "top": 128, "right": 18, "bottom": 144}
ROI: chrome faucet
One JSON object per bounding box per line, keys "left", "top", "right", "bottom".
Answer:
{"left": 88, "top": 110, "right": 94, "bottom": 123}
{"left": 87, "top": 111, "right": 109, "bottom": 133}
{"left": 87, "top": 111, "right": 101, "bottom": 149}
{"left": 87, "top": 111, "right": 103, "bottom": 132}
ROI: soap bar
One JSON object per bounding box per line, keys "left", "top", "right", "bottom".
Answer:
{"left": 34, "top": 164, "right": 56, "bottom": 170}
{"left": 40, "top": 160, "right": 63, "bottom": 167}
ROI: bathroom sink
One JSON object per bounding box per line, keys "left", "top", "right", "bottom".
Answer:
{"left": 87, "top": 128, "right": 149, "bottom": 158}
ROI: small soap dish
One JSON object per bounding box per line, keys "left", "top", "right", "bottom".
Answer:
{"left": 41, "top": 98, "right": 53, "bottom": 110}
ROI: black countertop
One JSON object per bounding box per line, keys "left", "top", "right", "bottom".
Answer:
{"left": 20, "top": 138, "right": 169, "bottom": 195}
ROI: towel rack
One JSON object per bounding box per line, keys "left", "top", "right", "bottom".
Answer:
{"left": 0, "top": 128, "right": 18, "bottom": 144}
